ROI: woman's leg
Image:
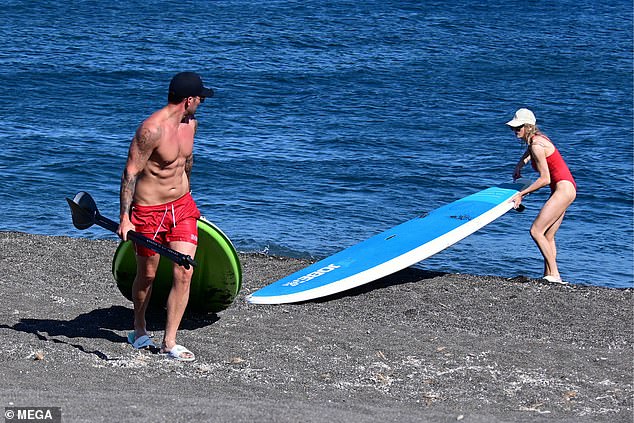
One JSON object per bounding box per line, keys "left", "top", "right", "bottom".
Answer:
{"left": 530, "top": 182, "right": 576, "bottom": 279}
{"left": 542, "top": 211, "right": 566, "bottom": 277}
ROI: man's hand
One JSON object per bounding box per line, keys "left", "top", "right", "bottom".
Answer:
{"left": 117, "top": 216, "right": 135, "bottom": 241}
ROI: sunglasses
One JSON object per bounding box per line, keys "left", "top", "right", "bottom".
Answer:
{"left": 511, "top": 125, "right": 523, "bottom": 132}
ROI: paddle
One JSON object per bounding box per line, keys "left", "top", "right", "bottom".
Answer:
{"left": 66, "top": 191, "right": 197, "bottom": 269}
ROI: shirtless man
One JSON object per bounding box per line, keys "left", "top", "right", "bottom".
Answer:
{"left": 117, "top": 72, "right": 213, "bottom": 361}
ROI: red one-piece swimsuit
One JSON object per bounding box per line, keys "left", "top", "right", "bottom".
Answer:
{"left": 531, "top": 136, "right": 577, "bottom": 192}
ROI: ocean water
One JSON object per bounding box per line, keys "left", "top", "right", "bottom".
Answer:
{"left": 0, "top": 1, "right": 631, "bottom": 288}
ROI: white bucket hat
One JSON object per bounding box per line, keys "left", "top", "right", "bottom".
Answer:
{"left": 506, "top": 108, "right": 536, "bottom": 127}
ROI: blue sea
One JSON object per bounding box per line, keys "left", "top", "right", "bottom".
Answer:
{"left": 1, "top": 1, "right": 632, "bottom": 288}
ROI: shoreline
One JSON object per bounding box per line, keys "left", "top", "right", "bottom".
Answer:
{"left": 1, "top": 231, "right": 632, "bottom": 422}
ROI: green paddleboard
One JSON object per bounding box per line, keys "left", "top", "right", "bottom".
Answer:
{"left": 112, "top": 217, "right": 242, "bottom": 313}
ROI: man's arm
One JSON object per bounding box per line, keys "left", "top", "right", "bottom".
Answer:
{"left": 184, "top": 118, "right": 197, "bottom": 192}
{"left": 117, "top": 124, "right": 161, "bottom": 240}
{"left": 185, "top": 154, "right": 193, "bottom": 191}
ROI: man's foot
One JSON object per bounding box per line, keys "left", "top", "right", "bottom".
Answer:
{"left": 127, "top": 332, "right": 156, "bottom": 350}
{"left": 160, "top": 344, "right": 195, "bottom": 362}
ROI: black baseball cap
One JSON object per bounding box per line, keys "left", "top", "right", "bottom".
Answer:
{"left": 169, "top": 72, "right": 214, "bottom": 98}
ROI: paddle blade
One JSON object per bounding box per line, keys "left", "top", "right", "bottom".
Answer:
{"left": 66, "top": 191, "right": 196, "bottom": 268}
{"left": 66, "top": 191, "right": 98, "bottom": 230}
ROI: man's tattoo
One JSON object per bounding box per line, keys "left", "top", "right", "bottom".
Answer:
{"left": 185, "top": 155, "right": 193, "bottom": 180}
{"left": 120, "top": 174, "right": 137, "bottom": 217}
{"left": 137, "top": 126, "right": 158, "bottom": 149}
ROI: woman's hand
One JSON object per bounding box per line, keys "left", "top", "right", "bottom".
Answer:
{"left": 510, "top": 193, "right": 523, "bottom": 209}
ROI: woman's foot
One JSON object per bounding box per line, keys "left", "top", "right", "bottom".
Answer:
{"left": 543, "top": 275, "right": 568, "bottom": 285}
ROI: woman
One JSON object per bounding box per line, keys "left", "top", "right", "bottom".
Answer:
{"left": 507, "top": 108, "right": 576, "bottom": 283}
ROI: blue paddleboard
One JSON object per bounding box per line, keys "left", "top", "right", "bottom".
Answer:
{"left": 246, "top": 182, "right": 527, "bottom": 304}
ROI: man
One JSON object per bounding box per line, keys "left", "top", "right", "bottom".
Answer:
{"left": 117, "top": 72, "right": 213, "bottom": 361}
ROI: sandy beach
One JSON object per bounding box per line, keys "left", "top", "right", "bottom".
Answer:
{"left": 1, "top": 231, "right": 632, "bottom": 422}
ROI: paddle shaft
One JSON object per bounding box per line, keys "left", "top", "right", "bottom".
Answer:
{"left": 96, "top": 213, "right": 197, "bottom": 269}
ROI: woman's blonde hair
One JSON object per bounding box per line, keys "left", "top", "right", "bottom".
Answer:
{"left": 522, "top": 124, "right": 543, "bottom": 142}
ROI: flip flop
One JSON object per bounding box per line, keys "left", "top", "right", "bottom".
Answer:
{"left": 127, "top": 332, "right": 156, "bottom": 350}
{"left": 161, "top": 344, "right": 195, "bottom": 362}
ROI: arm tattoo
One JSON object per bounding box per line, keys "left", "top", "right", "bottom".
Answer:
{"left": 185, "top": 154, "right": 193, "bottom": 190}
{"left": 120, "top": 172, "right": 137, "bottom": 218}
{"left": 137, "top": 126, "right": 156, "bottom": 149}
{"left": 120, "top": 125, "right": 158, "bottom": 218}
{"left": 187, "top": 120, "right": 197, "bottom": 190}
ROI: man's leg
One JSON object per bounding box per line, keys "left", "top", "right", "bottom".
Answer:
{"left": 162, "top": 240, "right": 197, "bottom": 358}
{"left": 132, "top": 253, "right": 161, "bottom": 338}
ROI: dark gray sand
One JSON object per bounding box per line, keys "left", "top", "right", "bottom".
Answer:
{"left": 1, "top": 232, "right": 632, "bottom": 422}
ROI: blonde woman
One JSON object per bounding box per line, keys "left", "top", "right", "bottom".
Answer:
{"left": 507, "top": 108, "right": 576, "bottom": 283}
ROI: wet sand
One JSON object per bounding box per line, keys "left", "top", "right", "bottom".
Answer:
{"left": 1, "top": 231, "right": 632, "bottom": 422}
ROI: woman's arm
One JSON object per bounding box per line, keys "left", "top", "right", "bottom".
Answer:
{"left": 511, "top": 144, "right": 551, "bottom": 208}
{"left": 513, "top": 148, "right": 531, "bottom": 180}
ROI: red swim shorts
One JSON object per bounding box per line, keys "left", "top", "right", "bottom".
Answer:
{"left": 130, "top": 193, "right": 201, "bottom": 257}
